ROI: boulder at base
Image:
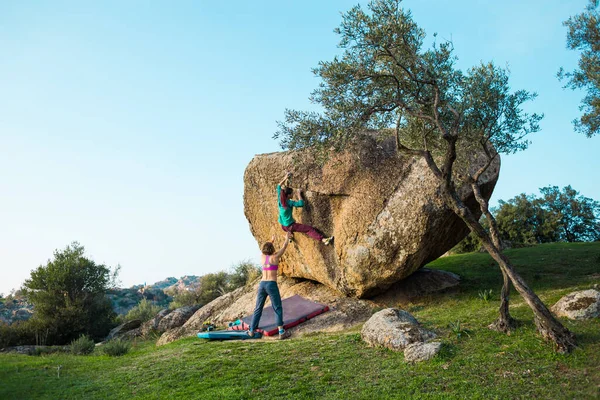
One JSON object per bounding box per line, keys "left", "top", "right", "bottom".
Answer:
{"left": 361, "top": 308, "right": 436, "bottom": 351}
{"left": 157, "top": 276, "right": 375, "bottom": 346}
{"left": 551, "top": 289, "right": 600, "bottom": 320}
{"left": 404, "top": 341, "right": 443, "bottom": 362}
{"left": 244, "top": 135, "right": 498, "bottom": 297}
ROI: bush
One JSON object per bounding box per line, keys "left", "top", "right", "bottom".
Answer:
{"left": 0, "top": 319, "right": 50, "bottom": 348}
{"left": 70, "top": 335, "right": 95, "bottom": 355}
{"left": 103, "top": 339, "right": 131, "bottom": 357}
{"left": 170, "top": 289, "right": 202, "bottom": 309}
{"left": 124, "top": 298, "right": 161, "bottom": 323}
{"left": 168, "top": 260, "right": 261, "bottom": 309}
{"left": 31, "top": 346, "right": 68, "bottom": 356}
{"left": 229, "top": 260, "right": 261, "bottom": 288}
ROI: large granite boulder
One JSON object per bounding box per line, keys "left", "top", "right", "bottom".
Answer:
{"left": 244, "top": 136, "right": 499, "bottom": 297}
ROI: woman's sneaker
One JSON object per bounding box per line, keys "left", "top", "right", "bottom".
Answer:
{"left": 322, "top": 236, "right": 334, "bottom": 246}
{"left": 277, "top": 330, "right": 291, "bottom": 340}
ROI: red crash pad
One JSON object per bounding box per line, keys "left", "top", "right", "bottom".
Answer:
{"left": 228, "top": 294, "right": 329, "bottom": 336}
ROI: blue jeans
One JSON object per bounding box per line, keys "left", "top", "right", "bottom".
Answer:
{"left": 250, "top": 281, "right": 283, "bottom": 331}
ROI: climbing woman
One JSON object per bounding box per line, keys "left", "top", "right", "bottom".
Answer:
{"left": 248, "top": 231, "right": 293, "bottom": 340}
{"left": 277, "top": 171, "right": 333, "bottom": 245}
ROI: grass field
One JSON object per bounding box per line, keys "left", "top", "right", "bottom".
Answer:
{"left": 1, "top": 243, "right": 599, "bottom": 399}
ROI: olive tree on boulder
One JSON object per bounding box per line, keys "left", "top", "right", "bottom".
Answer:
{"left": 275, "top": 0, "right": 575, "bottom": 352}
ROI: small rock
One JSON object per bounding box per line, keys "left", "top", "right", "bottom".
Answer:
{"left": 361, "top": 308, "right": 436, "bottom": 351}
{"left": 404, "top": 342, "right": 443, "bottom": 362}
{"left": 551, "top": 289, "right": 600, "bottom": 320}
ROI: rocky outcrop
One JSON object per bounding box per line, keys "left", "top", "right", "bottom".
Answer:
{"left": 0, "top": 298, "right": 33, "bottom": 325}
{"left": 106, "top": 319, "right": 142, "bottom": 341}
{"left": 163, "top": 276, "right": 202, "bottom": 295}
{"left": 157, "top": 285, "right": 253, "bottom": 346}
{"left": 157, "top": 305, "right": 200, "bottom": 332}
{"left": 551, "top": 289, "right": 600, "bottom": 320}
{"left": 361, "top": 308, "right": 437, "bottom": 352}
{"left": 244, "top": 135, "right": 498, "bottom": 297}
{"left": 143, "top": 309, "right": 172, "bottom": 334}
{"left": 157, "top": 276, "right": 378, "bottom": 346}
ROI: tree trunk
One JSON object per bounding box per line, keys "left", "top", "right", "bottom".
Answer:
{"left": 444, "top": 188, "right": 576, "bottom": 353}
{"left": 488, "top": 269, "right": 517, "bottom": 333}
{"left": 471, "top": 181, "right": 516, "bottom": 333}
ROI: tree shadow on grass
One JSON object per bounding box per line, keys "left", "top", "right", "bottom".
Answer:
{"left": 435, "top": 342, "right": 458, "bottom": 362}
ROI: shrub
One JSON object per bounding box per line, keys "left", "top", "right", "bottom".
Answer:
{"left": 451, "top": 231, "right": 483, "bottom": 254}
{"left": 103, "top": 339, "right": 131, "bottom": 357}
{"left": 170, "top": 289, "right": 202, "bottom": 309}
{"left": 229, "top": 260, "right": 261, "bottom": 288}
{"left": 124, "top": 298, "right": 162, "bottom": 323}
{"left": 31, "top": 346, "right": 68, "bottom": 356}
{"left": 0, "top": 319, "right": 48, "bottom": 348}
{"left": 70, "top": 335, "right": 95, "bottom": 355}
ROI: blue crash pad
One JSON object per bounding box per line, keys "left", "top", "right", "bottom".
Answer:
{"left": 197, "top": 330, "right": 262, "bottom": 340}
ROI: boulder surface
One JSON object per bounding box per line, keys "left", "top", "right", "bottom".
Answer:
{"left": 551, "top": 289, "right": 600, "bottom": 320}
{"left": 361, "top": 308, "right": 436, "bottom": 351}
{"left": 244, "top": 136, "right": 499, "bottom": 297}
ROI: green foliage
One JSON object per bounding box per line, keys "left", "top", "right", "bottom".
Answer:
{"left": 559, "top": 0, "right": 600, "bottom": 137}
{"left": 451, "top": 231, "right": 482, "bottom": 253}
{"left": 169, "top": 289, "right": 202, "bottom": 309}
{"left": 275, "top": 0, "right": 541, "bottom": 173}
{"left": 123, "top": 298, "right": 162, "bottom": 323}
{"left": 102, "top": 339, "right": 131, "bottom": 357}
{"left": 21, "top": 242, "right": 118, "bottom": 345}
{"left": 169, "top": 261, "right": 260, "bottom": 309}
{"left": 477, "top": 289, "right": 493, "bottom": 302}
{"left": 539, "top": 185, "right": 600, "bottom": 242}
{"left": 494, "top": 185, "right": 600, "bottom": 245}
{"left": 29, "top": 346, "right": 68, "bottom": 357}
{"left": 70, "top": 335, "right": 95, "bottom": 355}
{"left": 228, "top": 259, "right": 261, "bottom": 288}
{"left": 495, "top": 193, "right": 560, "bottom": 245}
{"left": 448, "top": 320, "right": 472, "bottom": 339}
{"left": 0, "top": 321, "right": 36, "bottom": 348}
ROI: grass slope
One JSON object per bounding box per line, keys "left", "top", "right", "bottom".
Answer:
{"left": 1, "top": 243, "right": 599, "bottom": 399}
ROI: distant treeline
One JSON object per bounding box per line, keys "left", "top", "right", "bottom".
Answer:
{"left": 454, "top": 185, "right": 600, "bottom": 253}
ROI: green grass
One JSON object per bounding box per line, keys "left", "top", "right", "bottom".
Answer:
{"left": 1, "top": 243, "right": 599, "bottom": 399}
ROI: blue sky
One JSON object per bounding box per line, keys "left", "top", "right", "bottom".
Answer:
{"left": 0, "top": 0, "right": 597, "bottom": 294}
